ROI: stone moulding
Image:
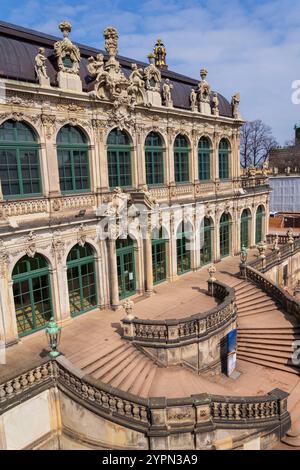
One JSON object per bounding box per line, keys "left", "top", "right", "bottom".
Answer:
{"left": 122, "top": 280, "right": 236, "bottom": 347}
{"left": 0, "top": 357, "right": 290, "bottom": 442}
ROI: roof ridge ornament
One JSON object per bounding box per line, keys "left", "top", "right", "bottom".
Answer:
{"left": 153, "top": 38, "right": 167, "bottom": 69}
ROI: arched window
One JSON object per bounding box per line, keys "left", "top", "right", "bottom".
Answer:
{"left": 219, "top": 139, "right": 230, "bottom": 180}
{"left": 174, "top": 135, "right": 190, "bottom": 183}
{"left": 145, "top": 132, "right": 164, "bottom": 185}
{"left": 57, "top": 125, "right": 90, "bottom": 193}
{"left": 0, "top": 120, "right": 41, "bottom": 197}
{"left": 200, "top": 217, "right": 213, "bottom": 265}
{"left": 220, "top": 212, "right": 231, "bottom": 258}
{"left": 12, "top": 254, "right": 52, "bottom": 337}
{"left": 152, "top": 227, "right": 167, "bottom": 284}
{"left": 107, "top": 129, "right": 132, "bottom": 188}
{"left": 241, "top": 209, "right": 251, "bottom": 249}
{"left": 176, "top": 221, "right": 192, "bottom": 275}
{"left": 255, "top": 205, "right": 265, "bottom": 244}
{"left": 67, "top": 243, "right": 97, "bottom": 317}
{"left": 116, "top": 237, "right": 136, "bottom": 298}
{"left": 198, "top": 137, "right": 211, "bottom": 181}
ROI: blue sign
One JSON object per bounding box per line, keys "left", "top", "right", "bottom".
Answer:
{"left": 227, "top": 329, "right": 237, "bottom": 353}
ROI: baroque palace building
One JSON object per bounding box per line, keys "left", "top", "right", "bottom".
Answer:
{"left": 0, "top": 20, "right": 270, "bottom": 347}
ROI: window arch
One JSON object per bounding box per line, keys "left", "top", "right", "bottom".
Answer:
{"left": 67, "top": 243, "right": 97, "bottom": 317}
{"left": 0, "top": 120, "right": 42, "bottom": 197}
{"left": 145, "top": 132, "right": 164, "bottom": 185}
{"left": 200, "top": 217, "right": 213, "bottom": 265}
{"left": 57, "top": 125, "right": 90, "bottom": 193}
{"left": 220, "top": 212, "right": 231, "bottom": 258}
{"left": 219, "top": 138, "right": 230, "bottom": 180}
{"left": 241, "top": 209, "right": 251, "bottom": 249}
{"left": 255, "top": 205, "right": 265, "bottom": 244}
{"left": 174, "top": 134, "right": 190, "bottom": 183}
{"left": 198, "top": 136, "right": 211, "bottom": 181}
{"left": 12, "top": 254, "right": 52, "bottom": 337}
{"left": 107, "top": 129, "right": 132, "bottom": 188}
{"left": 176, "top": 221, "right": 192, "bottom": 275}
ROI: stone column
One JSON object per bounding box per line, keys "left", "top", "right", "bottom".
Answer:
{"left": 1, "top": 276, "right": 19, "bottom": 345}
{"left": 136, "top": 130, "right": 147, "bottom": 188}
{"left": 214, "top": 211, "right": 220, "bottom": 262}
{"left": 145, "top": 234, "right": 154, "bottom": 294}
{"left": 107, "top": 239, "right": 119, "bottom": 310}
{"left": 40, "top": 119, "right": 61, "bottom": 196}
{"left": 54, "top": 264, "right": 70, "bottom": 325}
{"left": 167, "top": 129, "right": 174, "bottom": 185}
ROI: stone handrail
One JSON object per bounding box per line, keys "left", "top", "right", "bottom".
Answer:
{"left": 244, "top": 266, "right": 300, "bottom": 322}
{"left": 0, "top": 357, "right": 290, "bottom": 438}
{"left": 248, "top": 237, "right": 300, "bottom": 273}
{"left": 122, "top": 281, "right": 236, "bottom": 346}
{"left": 240, "top": 174, "right": 269, "bottom": 189}
{"left": 266, "top": 233, "right": 300, "bottom": 245}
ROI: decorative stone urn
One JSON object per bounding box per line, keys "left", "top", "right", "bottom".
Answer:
{"left": 123, "top": 299, "right": 135, "bottom": 321}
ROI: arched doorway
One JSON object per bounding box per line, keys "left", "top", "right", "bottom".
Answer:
{"left": 176, "top": 221, "right": 192, "bottom": 275}
{"left": 200, "top": 217, "right": 213, "bottom": 265}
{"left": 57, "top": 125, "right": 90, "bottom": 193}
{"left": 0, "top": 120, "right": 42, "bottom": 197}
{"left": 240, "top": 209, "right": 251, "bottom": 249}
{"left": 220, "top": 213, "right": 231, "bottom": 258}
{"left": 255, "top": 205, "right": 265, "bottom": 244}
{"left": 67, "top": 243, "right": 97, "bottom": 317}
{"left": 107, "top": 128, "right": 132, "bottom": 188}
{"left": 145, "top": 132, "right": 164, "bottom": 185}
{"left": 116, "top": 237, "right": 136, "bottom": 299}
{"left": 12, "top": 254, "right": 52, "bottom": 337}
{"left": 152, "top": 227, "right": 167, "bottom": 284}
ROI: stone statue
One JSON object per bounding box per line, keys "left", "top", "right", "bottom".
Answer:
{"left": 87, "top": 53, "right": 105, "bottom": 81}
{"left": 190, "top": 88, "right": 197, "bottom": 112}
{"left": 127, "top": 63, "right": 145, "bottom": 103}
{"left": 105, "top": 187, "right": 131, "bottom": 216}
{"left": 231, "top": 92, "right": 241, "bottom": 119}
{"left": 162, "top": 78, "right": 173, "bottom": 107}
{"left": 54, "top": 21, "right": 82, "bottom": 92}
{"left": 35, "top": 48, "right": 50, "bottom": 86}
{"left": 212, "top": 92, "right": 219, "bottom": 116}
{"left": 144, "top": 54, "right": 161, "bottom": 91}
{"left": 197, "top": 68, "right": 211, "bottom": 114}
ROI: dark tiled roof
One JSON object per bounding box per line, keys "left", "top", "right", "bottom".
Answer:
{"left": 0, "top": 20, "right": 232, "bottom": 117}
{"left": 269, "top": 145, "right": 300, "bottom": 170}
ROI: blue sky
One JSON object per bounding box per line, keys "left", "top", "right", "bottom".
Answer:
{"left": 2, "top": 0, "right": 300, "bottom": 144}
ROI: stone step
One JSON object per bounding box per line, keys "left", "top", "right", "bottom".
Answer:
{"left": 237, "top": 303, "right": 279, "bottom": 315}
{"left": 83, "top": 344, "right": 133, "bottom": 376}
{"left": 116, "top": 356, "right": 155, "bottom": 392}
{"left": 237, "top": 350, "right": 300, "bottom": 369}
{"left": 109, "top": 353, "right": 148, "bottom": 389}
{"left": 238, "top": 355, "right": 300, "bottom": 375}
{"left": 236, "top": 296, "right": 276, "bottom": 309}
{"left": 237, "top": 337, "right": 296, "bottom": 347}
{"left": 235, "top": 284, "right": 259, "bottom": 295}
{"left": 237, "top": 341, "right": 293, "bottom": 353}
{"left": 236, "top": 290, "right": 269, "bottom": 303}
{"left": 77, "top": 342, "right": 128, "bottom": 371}
{"left": 237, "top": 332, "right": 300, "bottom": 340}
{"left": 238, "top": 327, "right": 300, "bottom": 335}
{"left": 238, "top": 345, "right": 294, "bottom": 360}
{"left": 103, "top": 348, "right": 142, "bottom": 387}
{"left": 138, "top": 365, "right": 158, "bottom": 397}
{"left": 128, "top": 361, "right": 155, "bottom": 396}
{"left": 93, "top": 347, "right": 139, "bottom": 381}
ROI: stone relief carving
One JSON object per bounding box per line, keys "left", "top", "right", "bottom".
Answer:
{"left": 41, "top": 113, "right": 56, "bottom": 139}
{"left": 0, "top": 239, "right": 9, "bottom": 278}
{"left": 104, "top": 187, "right": 131, "bottom": 216}
{"left": 77, "top": 224, "right": 87, "bottom": 247}
{"left": 35, "top": 47, "right": 50, "bottom": 87}
{"left": 25, "top": 231, "right": 37, "bottom": 258}
{"left": 51, "top": 230, "right": 65, "bottom": 263}
{"left": 54, "top": 21, "right": 80, "bottom": 74}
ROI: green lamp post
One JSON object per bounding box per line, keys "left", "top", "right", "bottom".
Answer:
{"left": 45, "top": 317, "right": 61, "bottom": 358}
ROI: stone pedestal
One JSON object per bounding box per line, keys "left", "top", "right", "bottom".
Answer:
{"left": 57, "top": 72, "right": 82, "bottom": 92}
{"left": 146, "top": 90, "right": 162, "bottom": 107}
{"left": 199, "top": 101, "right": 211, "bottom": 115}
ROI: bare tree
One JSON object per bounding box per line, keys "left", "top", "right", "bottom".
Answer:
{"left": 240, "top": 120, "right": 278, "bottom": 168}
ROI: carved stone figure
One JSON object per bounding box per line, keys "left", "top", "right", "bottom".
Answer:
{"left": 231, "top": 92, "right": 241, "bottom": 119}
{"left": 87, "top": 53, "right": 105, "bottom": 81}
{"left": 127, "top": 64, "right": 145, "bottom": 104}
{"left": 105, "top": 187, "right": 131, "bottom": 216}
{"left": 162, "top": 78, "right": 173, "bottom": 107}
{"left": 35, "top": 48, "right": 50, "bottom": 86}
{"left": 212, "top": 92, "right": 219, "bottom": 116}
{"left": 153, "top": 38, "right": 167, "bottom": 68}
{"left": 197, "top": 68, "right": 211, "bottom": 114}
{"left": 190, "top": 89, "right": 197, "bottom": 112}
{"left": 54, "top": 21, "right": 82, "bottom": 92}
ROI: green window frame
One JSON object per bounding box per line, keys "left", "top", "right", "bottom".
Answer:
{"left": 57, "top": 125, "right": 90, "bottom": 193}
{"left": 107, "top": 129, "right": 132, "bottom": 188}
{"left": 67, "top": 243, "right": 97, "bottom": 317}
{"left": 176, "top": 222, "right": 192, "bottom": 275}
{"left": 255, "top": 205, "right": 265, "bottom": 244}
{"left": 220, "top": 213, "right": 231, "bottom": 258}
{"left": 145, "top": 132, "right": 164, "bottom": 186}
{"left": 152, "top": 227, "right": 167, "bottom": 284}
{"left": 241, "top": 209, "right": 250, "bottom": 249}
{"left": 116, "top": 237, "right": 136, "bottom": 299}
{"left": 200, "top": 217, "right": 213, "bottom": 265}
{"left": 174, "top": 134, "right": 190, "bottom": 183}
{"left": 12, "top": 254, "right": 53, "bottom": 337}
{"left": 198, "top": 137, "right": 211, "bottom": 181}
{"left": 219, "top": 139, "right": 230, "bottom": 180}
{"left": 0, "top": 120, "right": 42, "bottom": 198}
